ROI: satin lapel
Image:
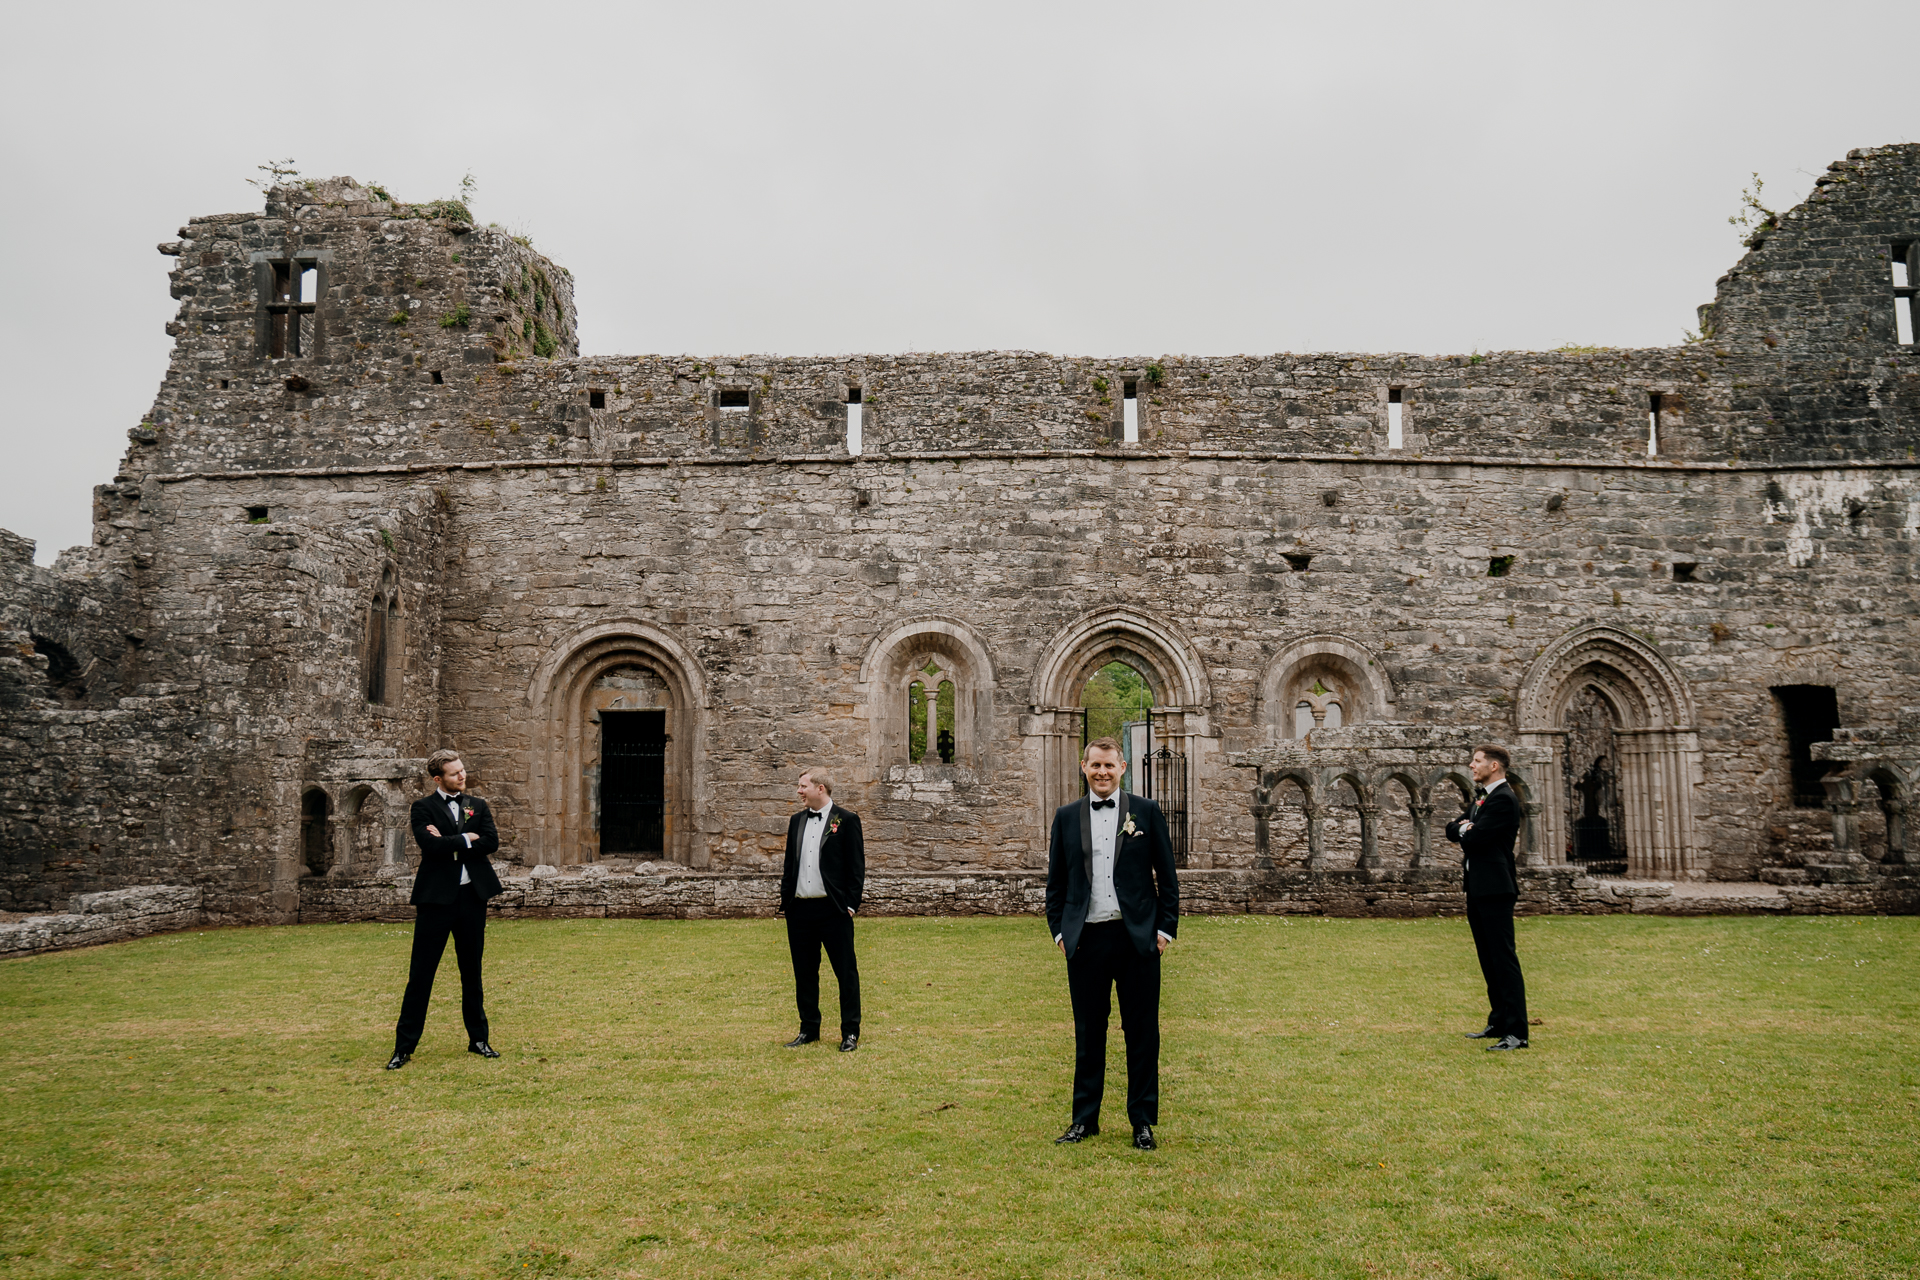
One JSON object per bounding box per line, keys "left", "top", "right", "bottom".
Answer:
{"left": 1116, "top": 790, "right": 1130, "bottom": 858}
{"left": 1079, "top": 793, "right": 1094, "bottom": 882}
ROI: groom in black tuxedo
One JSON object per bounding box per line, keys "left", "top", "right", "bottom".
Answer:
{"left": 1045, "top": 736, "right": 1180, "bottom": 1149}
{"left": 386, "top": 749, "right": 505, "bottom": 1070}
{"left": 1447, "top": 743, "right": 1530, "bottom": 1051}
{"left": 779, "top": 767, "right": 866, "bottom": 1052}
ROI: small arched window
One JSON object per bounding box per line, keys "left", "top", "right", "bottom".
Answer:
{"left": 301, "top": 789, "right": 334, "bottom": 877}
{"left": 365, "top": 568, "right": 401, "bottom": 704}
{"left": 905, "top": 662, "right": 959, "bottom": 764}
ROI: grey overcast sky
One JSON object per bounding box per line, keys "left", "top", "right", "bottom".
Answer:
{"left": 2, "top": 0, "right": 1914, "bottom": 562}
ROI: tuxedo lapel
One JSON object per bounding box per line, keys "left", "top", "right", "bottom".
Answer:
{"left": 1079, "top": 793, "right": 1093, "bottom": 881}
{"left": 1116, "top": 789, "right": 1130, "bottom": 851}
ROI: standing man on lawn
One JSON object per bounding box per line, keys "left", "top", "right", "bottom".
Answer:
{"left": 386, "top": 749, "right": 504, "bottom": 1070}
{"left": 779, "top": 767, "right": 866, "bottom": 1053}
{"left": 1045, "top": 737, "right": 1180, "bottom": 1149}
{"left": 1447, "top": 743, "right": 1530, "bottom": 1052}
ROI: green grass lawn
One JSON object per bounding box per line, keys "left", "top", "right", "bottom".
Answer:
{"left": 2, "top": 913, "right": 1916, "bottom": 1279}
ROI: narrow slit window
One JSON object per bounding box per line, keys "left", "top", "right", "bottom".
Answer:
{"left": 298, "top": 266, "right": 317, "bottom": 305}
{"left": 1122, "top": 380, "right": 1139, "bottom": 444}
{"left": 429, "top": 370, "right": 444, "bottom": 386}
{"left": 588, "top": 389, "right": 605, "bottom": 409}
{"left": 1894, "top": 243, "right": 1916, "bottom": 346}
{"left": 716, "top": 388, "right": 750, "bottom": 412}
{"left": 1648, "top": 392, "right": 1663, "bottom": 457}
{"left": 1387, "top": 387, "right": 1404, "bottom": 450}
{"left": 847, "top": 386, "right": 863, "bottom": 456}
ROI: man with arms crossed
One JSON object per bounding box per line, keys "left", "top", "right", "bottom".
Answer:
{"left": 386, "top": 749, "right": 504, "bottom": 1069}
{"left": 779, "top": 768, "right": 866, "bottom": 1053}
{"left": 1447, "top": 744, "right": 1530, "bottom": 1051}
{"left": 1045, "top": 737, "right": 1180, "bottom": 1149}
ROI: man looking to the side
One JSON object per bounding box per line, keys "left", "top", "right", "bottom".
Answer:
{"left": 1447, "top": 744, "right": 1530, "bottom": 1052}
{"left": 779, "top": 768, "right": 865, "bottom": 1053}
{"left": 386, "top": 750, "right": 504, "bottom": 1070}
{"left": 1045, "top": 737, "right": 1180, "bottom": 1149}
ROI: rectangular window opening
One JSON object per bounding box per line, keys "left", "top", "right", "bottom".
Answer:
{"left": 1672, "top": 562, "right": 1698, "bottom": 582}
{"left": 846, "top": 387, "right": 863, "bottom": 457}
{"left": 262, "top": 259, "right": 318, "bottom": 358}
{"left": 218, "top": 378, "right": 230, "bottom": 390}
{"left": 1894, "top": 244, "right": 1915, "bottom": 345}
{"left": 1387, "top": 387, "right": 1404, "bottom": 450}
{"left": 588, "top": 389, "right": 605, "bottom": 409}
{"left": 430, "top": 370, "right": 444, "bottom": 386}
{"left": 243, "top": 505, "right": 269, "bottom": 524}
{"left": 1122, "top": 379, "right": 1139, "bottom": 444}
{"left": 1772, "top": 684, "right": 1840, "bottom": 809}
{"left": 298, "top": 266, "right": 317, "bottom": 305}
{"left": 1648, "top": 392, "right": 1663, "bottom": 457}
{"left": 716, "top": 387, "right": 751, "bottom": 412}
{"left": 1488, "top": 555, "right": 1516, "bottom": 577}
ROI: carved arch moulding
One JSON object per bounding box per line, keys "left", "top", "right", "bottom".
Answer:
{"left": 1256, "top": 633, "right": 1398, "bottom": 742}
{"left": 525, "top": 618, "right": 711, "bottom": 869}
{"left": 857, "top": 614, "right": 998, "bottom": 778}
{"left": 1517, "top": 623, "right": 1702, "bottom": 880}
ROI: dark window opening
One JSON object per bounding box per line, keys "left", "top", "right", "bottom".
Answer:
{"left": 218, "top": 379, "right": 230, "bottom": 390}
{"left": 31, "top": 634, "right": 86, "bottom": 701}
{"left": 716, "top": 387, "right": 751, "bottom": 409}
{"left": 1772, "top": 684, "right": 1840, "bottom": 808}
{"left": 1388, "top": 387, "right": 1403, "bottom": 404}
{"left": 1672, "top": 562, "right": 1698, "bottom": 582}
{"left": 1894, "top": 242, "right": 1915, "bottom": 345}
{"left": 1122, "top": 380, "right": 1138, "bottom": 400}
{"left": 430, "top": 370, "right": 444, "bottom": 386}
{"left": 365, "top": 597, "right": 390, "bottom": 705}
{"left": 1387, "top": 386, "right": 1405, "bottom": 449}
{"left": 244, "top": 505, "right": 269, "bottom": 523}
{"left": 847, "top": 386, "right": 862, "bottom": 404}
{"left": 301, "top": 790, "right": 333, "bottom": 877}
{"left": 262, "top": 259, "right": 320, "bottom": 358}
{"left": 600, "top": 709, "right": 666, "bottom": 854}
{"left": 1648, "top": 392, "right": 1663, "bottom": 457}
{"left": 588, "top": 389, "right": 606, "bottom": 409}
{"left": 1282, "top": 552, "right": 1313, "bottom": 572}
{"left": 1488, "top": 555, "right": 1516, "bottom": 577}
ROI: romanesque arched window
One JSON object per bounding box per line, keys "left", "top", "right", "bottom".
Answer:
{"left": 1258, "top": 635, "right": 1393, "bottom": 743}
{"left": 860, "top": 617, "right": 996, "bottom": 777}
{"left": 906, "top": 657, "right": 959, "bottom": 764}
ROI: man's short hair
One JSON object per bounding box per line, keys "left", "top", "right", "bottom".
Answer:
{"left": 1084, "top": 736, "right": 1124, "bottom": 762}
{"left": 426, "top": 749, "right": 463, "bottom": 778}
{"left": 1473, "top": 744, "right": 1512, "bottom": 774}
{"left": 799, "top": 767, "right": 833, "bottom": 795}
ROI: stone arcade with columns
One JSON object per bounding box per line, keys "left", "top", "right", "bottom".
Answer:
{"left": 3, "top": 147, "right": 1920, "bottom": 931}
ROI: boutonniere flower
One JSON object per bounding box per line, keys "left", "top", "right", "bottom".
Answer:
{"left": 828, "top": 818, "right": 842, "bottom": 836}
{"left": 1121, "top": 817, "right": 1139, "bottom": 837}
{"left": 463, "top": 807, "right": 474, "bottom": 821}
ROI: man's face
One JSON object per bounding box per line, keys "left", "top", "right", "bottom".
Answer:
{"left": 1470, "top": 751, "right": 1500, "bottom": 785}
{"left": 438, "top": 759, "right": 467, "bottom": 792}
{"left": 1081, "top": 747, "right": 1123, "bottom": 798}
{"left": 796, "top": 773, "right": 829, "bottom": 810}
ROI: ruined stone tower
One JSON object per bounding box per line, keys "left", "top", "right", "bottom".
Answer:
{"left": 3, "top": 151, "right": 1917, "bottom": 923}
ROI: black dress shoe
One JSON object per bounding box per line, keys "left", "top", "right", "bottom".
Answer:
{"left": 1465, "top": 1027, "right": 1501, "bottom": 1039}
{"left": 838, "top": 1033, "right": 859, "bottom": 1053}
{"left": 1054, "top": 1123, "right": 1097, "bottom": 1144}
{"left": 1486, "top": 1035, "right": 1529, "bottom": 1051}
{"left": 784, "top": 1032, "right": 820, "bottom": 1048}
{"left": 468, "top": 1041, "right": 500, "bottom": 1059}
{"left": 385, "top": 1052, "right": 410, "bottom": 1071}
{"left": 1132, "top": 1124, "right": 1157, "bottom": 1150}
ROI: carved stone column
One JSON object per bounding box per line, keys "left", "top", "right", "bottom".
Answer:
{"left": 1303, "top": 803, "right": 1328, "bottom": 870}
{"left": 1409, "top": 802, "right": 1435, "bottom": 867}
{"left": 1358, "top": 803, "right": 1382, "bottom": 869}
{"left": 1884, "top": 797, "right": 1907, "bottom": 864}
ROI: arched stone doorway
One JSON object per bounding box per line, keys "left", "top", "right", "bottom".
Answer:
{"left": 1518, "top": 624, "right": 1701, "bottom": 878}
{"left": 1024, "top": 607, "right": 1214, "bottom": 863}
{"left": 526, "top": 620, "right": 709, "bottom": 867}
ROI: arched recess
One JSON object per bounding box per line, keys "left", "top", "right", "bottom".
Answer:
{"left": 300, "top": 788, "right": 333, "bottom": 877}
{"left": 1024, "top": 607, "right": 1215, "bottom": 847}
{"left": 858, "top": 615, "right": 997, "bottom": 778}
{"left": 363, "top": 564, "right": 403, "bottom": 706}
{"left": 1518, "top": 624, "right": 1701, "bottom": 878}
{"left": 526, "top": 619, "right": 709, "bottom": 868}
{"left": 1256, "top": 634, "right": 1397, "bottom": 742}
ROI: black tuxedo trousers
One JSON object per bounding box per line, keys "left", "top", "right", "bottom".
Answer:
{"left": 1067, "top": 920, "right": 1161, "bottom": 1130}
{"left": 786, "top": 897, "right": 861, "bottom": 1037}
{"left": 1467, "top": 893, "right": 1528, "bottom": 1039}
{"left": 394, "top": 884, "right": 490, "bottom": 1054}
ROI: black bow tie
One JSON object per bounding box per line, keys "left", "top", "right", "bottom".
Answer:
{"left": 1090, "top": 798, "right": 1116, "bottom": 810}
{"left": 444, "top": 793, "right": 464, "bottom": 804}
{"left": 1473, "top": 787, "right": 1487, "bottom": 798}
{"left": 805, "top": 809, "right": 826, "bottom": 821}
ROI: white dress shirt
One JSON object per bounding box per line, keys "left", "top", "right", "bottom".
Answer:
{"left": 795, "top": 802, "right": 832, "bottom": 898}
{"left": 438, "top": 788, "right": 473, "bottom": 885}
{"left": 1085, "top": 796, "right": 1123, "bottom": 924}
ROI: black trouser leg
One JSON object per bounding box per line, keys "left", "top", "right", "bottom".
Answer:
{"left": 449, "top": 887, "right": 490, "bottom": 1046}
{"left": 394, "top": 904, "right": 454, "bottom": 1055}
{"left": 1114, "top": 937, "right": 1162, "bottom": 1128}
{"left": 786, "top": 905, "right": 824, "bottom": 1037}
{"left": 818, "top": 905, "right": 861, "bottom": 1037}
{"left": 1467, "top": 893, "right": 1527, "bottom": 1039}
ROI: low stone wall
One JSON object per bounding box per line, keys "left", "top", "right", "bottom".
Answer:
{"left": 0, "top": 886, "right": 205, "bottom": 959}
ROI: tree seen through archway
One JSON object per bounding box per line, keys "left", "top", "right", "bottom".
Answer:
{"left": 1082, "top": 659, "right": 1152, "bottom": 790}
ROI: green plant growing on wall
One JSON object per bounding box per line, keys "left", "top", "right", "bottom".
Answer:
{"left": 1146, "top": 362, "right": 1165, "bottom": 385}
{"left": 440, "top": 305, "right": 471, "bottom": 329}
{"left": 247, "top": 158, "right": 300, "bottom": 191}
{"left": 1729, "top": 173, "right": 1778, "bottom": 249}
{"left": 379, "top": 529, "right": 394, "bottom": 551}
{"left": 388, "top": 311, "right": 410, "bottom": 326}
{"left": 1091, "top": 376, "right": 1110, "bottom": 395}
{"left": 367, "top": 181, "right": 393, "bottom": 201}
{"left": 533, "top": 322, "right": 557, "bottom": 359}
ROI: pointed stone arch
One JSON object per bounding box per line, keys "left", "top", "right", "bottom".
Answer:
{"left": 526, "top": 619, "right": 709, "bottom": 868}
{"left": 857, "top": 614, "right": 998, "bottom": 777}
{"left": 1518, "top": 624, "right": 1701, "bottom": 878}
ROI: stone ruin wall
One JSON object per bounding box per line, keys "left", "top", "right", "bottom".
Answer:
{"left": 2, "top": 150, "right": 1918, "bottom": 921}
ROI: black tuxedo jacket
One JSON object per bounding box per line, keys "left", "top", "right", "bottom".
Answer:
{"left": 1446, "top": 783, "right": 1521, "bottom": 897}
{"left": 408, "top": 792, "right": 504, "bottom": 906}
{"left": 1045, "top": 790, "right": 1180, "bottom": 959}
{"left": 779, "top": 804, "right": 866, "bottom": 914}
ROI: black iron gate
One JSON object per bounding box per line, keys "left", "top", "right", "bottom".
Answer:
{"left": 600, "top": 709, "right": 666, "bottom": 855}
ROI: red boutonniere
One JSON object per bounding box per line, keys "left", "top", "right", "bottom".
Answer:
{"left": 828, "top": 818, "right": 842, "bottom": 836}
{"left": 463, "top": 807, "right": 475, "bottom": 822}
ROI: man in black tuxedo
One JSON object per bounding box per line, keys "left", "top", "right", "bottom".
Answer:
{"left": 1045, "top": 737, "right": 1180, "bottom": 1149}
{"left": 386, "top": 749, "right": 505, "bottom": 1069}
{"left": 1446, "top": 743, "right": 1530, "bottom": 1051}
{"left": 778, "top": 767, "right": 865, "bottom": 1052}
